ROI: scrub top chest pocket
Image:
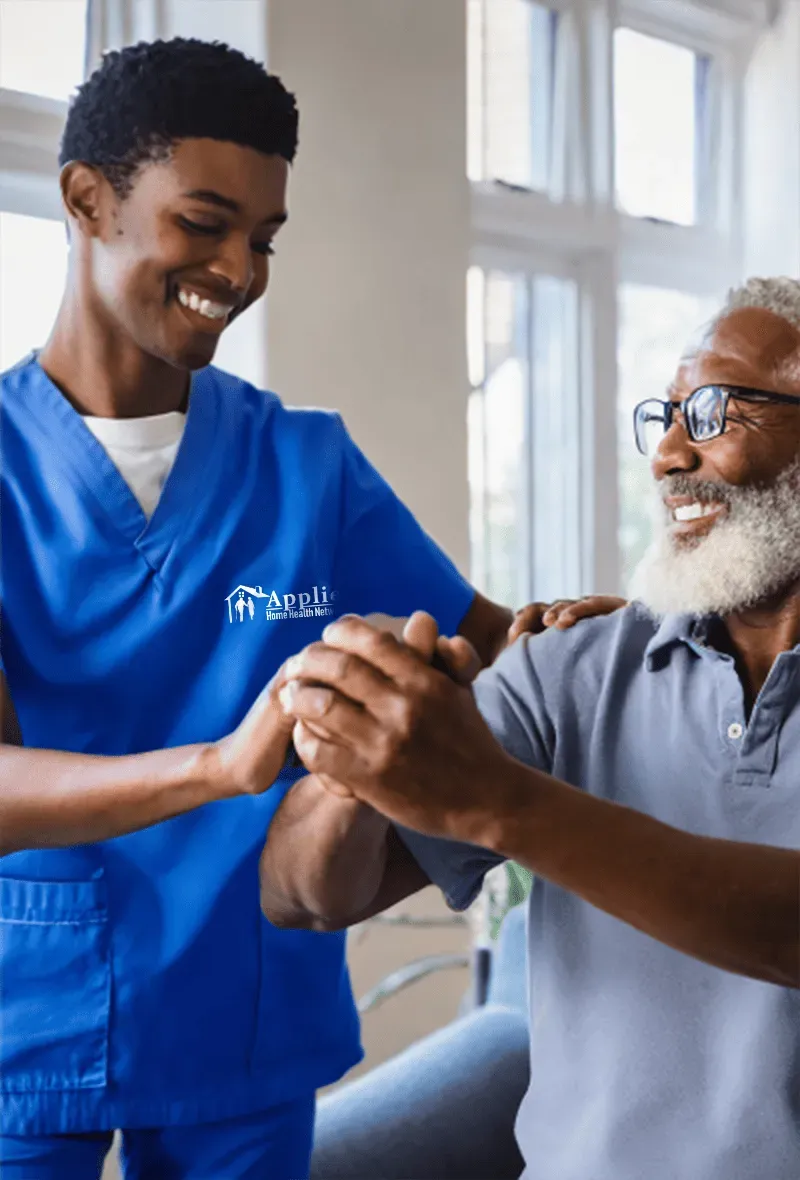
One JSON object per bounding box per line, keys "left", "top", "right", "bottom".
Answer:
{"left": 0, "top": 874, "right": 111, "bottom": 1092}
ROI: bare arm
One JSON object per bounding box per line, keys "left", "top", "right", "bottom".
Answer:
{"left": 489, "top": 764, "right": 800, "bottom": 989}
{"left": 458, "top": 592, "right": 513, "bottom": 666}
{"left": 0, "top": 671, "right": 293, "bottom": 856}
{"left": 259, "top": 775, "right": 429, "bottom": 931}
{"left": 280, "top": 616, "right": 800, "bottom": 989}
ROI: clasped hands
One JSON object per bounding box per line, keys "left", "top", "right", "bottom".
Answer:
{"left": 274, "top": 612, "right": 514, "bottom": 842}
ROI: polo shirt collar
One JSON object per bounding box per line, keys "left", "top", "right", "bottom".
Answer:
{"left": 643, "top": 610, "right": 714, "bottom": 670}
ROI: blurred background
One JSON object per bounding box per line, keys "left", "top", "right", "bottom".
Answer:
{"left": 0, "top": 0, "right": 797, "bottom": 1164}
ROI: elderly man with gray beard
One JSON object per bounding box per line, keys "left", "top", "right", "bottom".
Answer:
{"left": 261, "top": 275, "right": 800, "bottom": 1180}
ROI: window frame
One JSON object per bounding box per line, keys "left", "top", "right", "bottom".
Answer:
{"left": 468, "top": 0, "right": 771, "bottom": 595}
{"left": 0, "top": 1, "right": 170, "bottom": 222}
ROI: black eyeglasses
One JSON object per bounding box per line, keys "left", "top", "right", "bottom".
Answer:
{"left": 633, "top": 384, "right": 800, "bottom": 457}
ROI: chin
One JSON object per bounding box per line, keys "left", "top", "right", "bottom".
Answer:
{"left": 182, "top": 344, "right": 219, "bottom": 371}
{"left": 157, "top": 335, "right": 220, "bottom": 372}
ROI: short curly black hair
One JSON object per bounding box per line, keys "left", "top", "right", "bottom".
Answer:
{"left": 59, "top": 38, "right": 298, "bottom": 196}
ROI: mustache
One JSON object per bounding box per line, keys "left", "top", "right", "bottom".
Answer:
{"left": 660, "top": 475, "right": 734, "bottom": 505}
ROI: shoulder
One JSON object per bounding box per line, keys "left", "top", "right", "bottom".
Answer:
{"left": 206, "top": 367, "right": 347, "bottom": 442}
{"left": 478, "top": 604, "right": 657, "bottom": 710}
{"left": 528, "top": 603, "right": 657, "bottom": 671}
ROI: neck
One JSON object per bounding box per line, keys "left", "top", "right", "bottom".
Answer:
{"left": 720, "top": 579, "right": 800, "bottom": 706}
{"left": 38, "top": 286, "right": 189, "bottom": 419}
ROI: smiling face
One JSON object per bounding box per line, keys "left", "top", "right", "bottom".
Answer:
{"left": 64, "top": 138, "right": 289, "bottom": 370}
{"left": 631, "top": 306, "right": 800, "bottom": 616}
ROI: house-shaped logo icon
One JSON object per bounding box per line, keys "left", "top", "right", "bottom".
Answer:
{"left": 225, "top": 584, "right": 269, "bottom": 623}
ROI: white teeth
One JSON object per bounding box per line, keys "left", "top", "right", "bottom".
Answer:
{"left": 673, "top": 502, "right": 719, "bottom": 522}
{"left": 177, "top": 287, "right": 230, "bottom": 321}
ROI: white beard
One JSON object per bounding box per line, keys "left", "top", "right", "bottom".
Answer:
{"left": 630, "top": 458, "right": 800, "bottom": 618}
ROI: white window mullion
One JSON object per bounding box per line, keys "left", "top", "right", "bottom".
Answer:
{"left": 586, "top": 0, "right": 615, "bottom": 208}
{"left": 526, "top": 276, "right": 539, "bottom": 603}
{"left": 548, "top": 7, "right": 573, "bottom": 203}
{"left": 582, "top": 250, "right": 620, "bottom": 594}
{"left": 569, "top": 3, "right": 592, "bottom": 205}
{"left": 715, "top": 49, "right": 746, "bottom": 264}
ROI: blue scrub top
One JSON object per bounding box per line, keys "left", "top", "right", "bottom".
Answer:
{"left": 0, "top": 356, "right": 475, "bottom": 1135}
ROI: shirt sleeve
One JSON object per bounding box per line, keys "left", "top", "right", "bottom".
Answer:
{"left": 398, "top": 636, "right": 556, "bottom": 910}
{"left": 332, "top": 417, "right": 475, "bottom": 636}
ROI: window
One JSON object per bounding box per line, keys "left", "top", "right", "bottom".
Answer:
{"left": 614, "top": 28, "right": 711, "bottom": 226}
{"left": 467, "top": 0, "right": 559, "bottom": 191}
{"left": 0, "top": 0, "right": 88, "bottom": 102}
{"left": 0, "top": 213, "right": 68, "bottom": 372}
{"left": 468, "top": 266, "right": 582, "bottom": 606}
{"left": 617, "top": 284, "right": 719, "bottom": 587}
{"left": 467, "top": 0, "right": 758, "bottom": 595}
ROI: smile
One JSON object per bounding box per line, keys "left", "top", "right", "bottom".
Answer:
{"left": 664, "top": 496, "right": 728, "bottom": 537}
{"left": 672, "top": 501, "right": 722, "bottom": 522}
{"left": 176, "top": 286, "right": 235, "bottom": 323}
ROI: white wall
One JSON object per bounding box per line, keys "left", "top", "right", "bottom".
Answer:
{"left": 265, "top": 0, "right": 471, "bottom": 569}
{"left": 742, "top": 0, "right": 800, "bottom": 276}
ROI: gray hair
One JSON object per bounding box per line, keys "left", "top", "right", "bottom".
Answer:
{"left": 715, "top": 275, "right": 800, "bottom": 332}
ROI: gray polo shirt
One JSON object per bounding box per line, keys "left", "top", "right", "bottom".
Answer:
{"left": 401, "top": 606, "right": 800, "bottom": 1180}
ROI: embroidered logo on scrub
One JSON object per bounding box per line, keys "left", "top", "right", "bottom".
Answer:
{"left": 225, "top": 584, "right": 337, "bottom": 623}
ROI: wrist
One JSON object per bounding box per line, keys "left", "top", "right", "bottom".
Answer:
{"left": 194, "top": 741, "right": 242, "bottom": 802}
{"left": 442, "top": 754, "right": 540, "bottom": 854}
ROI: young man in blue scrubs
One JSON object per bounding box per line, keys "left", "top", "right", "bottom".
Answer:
{"left": 0, "top": 36, "right": 620, "bottom": 1179}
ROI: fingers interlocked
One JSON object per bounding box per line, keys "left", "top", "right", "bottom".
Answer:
{"left": 275, "top": 615, "right": 442, "bottom": 782}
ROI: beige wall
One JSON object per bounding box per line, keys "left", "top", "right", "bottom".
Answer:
{"left": 265, "top": 0, "right": 471, "bottom": 569}
{"left": 264, "top": 0, "right": 476, "bottom": 1085}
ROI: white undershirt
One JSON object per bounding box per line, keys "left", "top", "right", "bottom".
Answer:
{"left": 82, "top": 411, "right": 187, "bottom": 520}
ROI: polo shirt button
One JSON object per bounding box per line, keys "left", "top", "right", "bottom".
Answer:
{"left": 727, "top": 722, "right": 744, "bottom": 740}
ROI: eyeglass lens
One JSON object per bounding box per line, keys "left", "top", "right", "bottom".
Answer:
{"left": 634, "top": 386, "right": 726, "bottom": 455}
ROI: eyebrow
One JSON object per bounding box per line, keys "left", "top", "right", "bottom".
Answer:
{"left": 182, "top": 189, "right": 288, "bottom": 226}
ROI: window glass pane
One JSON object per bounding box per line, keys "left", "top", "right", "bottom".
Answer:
{"left": 0, "top": 213, "right": 67, "bottom": 372}
{"left": 614, "top": 28, "right": 708, "bottom": 226}
{"left": 468, "top": 269, "right": 582, "bottom": 606}
{"left": 0, "top": 0, "right": 87, "bottom": 101}
{"left": 468, "top": 271, "right": 528, "bottom": 607}
{"left": 617, "top": 284, "right": 718, "bottom": 588}
{"left": 467, "top": 0, "right": 557, "bottom": 191}
{"left": 530, "top": 275, "right": 581, "bottom": 602}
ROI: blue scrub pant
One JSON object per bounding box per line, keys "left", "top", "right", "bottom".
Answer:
{"left": 0, "top": 1095, "right": 315, "bottom": 1180}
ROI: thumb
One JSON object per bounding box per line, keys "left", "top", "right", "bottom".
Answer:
{"left": 436, "top": 635, "right": 482, "bottom": 685}
{"left": 402, "top": 611, "right": 440, "bottom": 663}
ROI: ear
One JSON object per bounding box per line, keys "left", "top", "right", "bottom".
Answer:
{"left": 60, "top": 162, "right": 116, "bottom": 240}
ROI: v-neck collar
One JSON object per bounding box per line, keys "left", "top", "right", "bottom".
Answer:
{"left": 27, "top": 356, "right": 219, "bottom": 573}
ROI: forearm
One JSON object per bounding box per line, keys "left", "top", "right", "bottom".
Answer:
{"left": 458, "top": 593, "right": 514, "bottom": 667}
{"left": 476, "top": 762, "right": 800, "bottom": 988}
{"left": 0, "top": 741, "right": 229, "bottom": 855}
{"left": 259, "top": 777, "right": 397, "bottom": 932}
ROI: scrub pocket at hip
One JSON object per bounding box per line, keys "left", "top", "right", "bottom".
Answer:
{"left": 0, "top": 874, "right": 111, "bottom": 1092}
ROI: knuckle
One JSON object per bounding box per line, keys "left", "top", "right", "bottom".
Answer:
{"left": 369, "top": 629, "right": 399, "bottom": 660}
{"left": 332, "top": 650, "right": 353, "bottom": 679}
{"left": 398, "top": 698, "right": 419, "bottom": 739}
{"left": 295, "top": 727, "right": 320, "bottom": 766}
{"left": 374, "top": 728, "right": 399, "bottom": 771}
{"left": 393, "top": 685, "right": 430, "bottom": 740}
